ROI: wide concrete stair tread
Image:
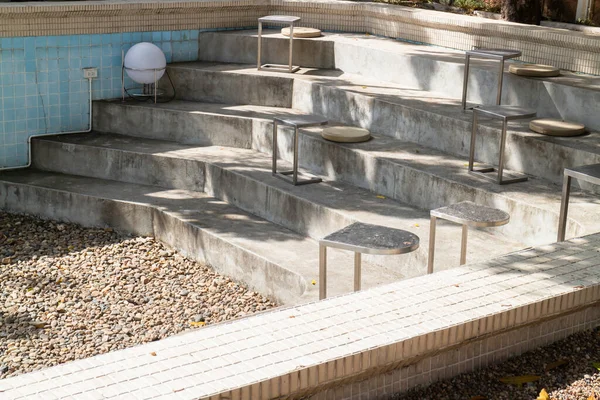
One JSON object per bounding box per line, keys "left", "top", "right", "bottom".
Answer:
{"left": 31, "top": 132, "right": 527, "bottom": 276}
{"left": 91, "top": 99, "right": 600, "bottom": 243}
{"left": 169, "top": 61, "right": 600, "bottom": 183}
{"left": 201, "top": 29, "right": 600, "bottom": 93}
{"left": 0, "top": 169, "right": 406, "bottom": 304}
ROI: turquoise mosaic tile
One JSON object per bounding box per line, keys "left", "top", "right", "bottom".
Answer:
{"left": 0, "top": 30, "right": 200, "bottom": 168}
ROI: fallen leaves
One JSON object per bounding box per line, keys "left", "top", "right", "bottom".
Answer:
{"left": 544, "top": 358, "right": 568, "bottom": 372}
{"left": 592, "top": 362, "right": 600, "bottom": 371}
{"left": 150, "top": 352, "right": 157, "bottom": 356}
{"left": 376, "top": 195, "right": 386, "bottom": 199}
{"left": 537, "top": 388, "right": 550, "bottom": 400}
{"left": 499, "top": 374, "right": 541, "bottom": 388}
{"left": 190, "top": 321, "right": 205, "bottom": 327}
{"left": 311, "top": 279, "right": 316, "bottom": 285}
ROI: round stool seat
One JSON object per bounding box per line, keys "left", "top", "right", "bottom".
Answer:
{"left": 321, "top": 126, "right": 371, "bottom": 143}
{"left": 281, "top": 27, "right": 322, "bottom": 38}
{"left": 529, "top": 118, "right": 586, "bottom": 137}
{"left": 508, "top": 64, "right": 560, "bottom": 77}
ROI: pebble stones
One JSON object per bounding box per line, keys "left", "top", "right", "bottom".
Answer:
{"left": 392, "top": 328, "right": 600, "bottom": 400}
{"left": 0, "top": 211, "right": 277, "bottom": 379}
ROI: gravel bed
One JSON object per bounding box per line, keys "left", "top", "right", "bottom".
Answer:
{"left": 392, "top": 327, "right": 600, "bottom": 400}
{"left": 0, "top": 211, "right": 277, "bottom": 379}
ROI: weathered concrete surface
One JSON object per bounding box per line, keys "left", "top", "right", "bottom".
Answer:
{"left": 88, "top": 100, "right": 596, "bottom": 246}
{"left": 198, "top": 30, "right": 336, "bottom": 69}
{"left": 198, "top": 30, "right": 600, "bottom": 132}
{"left": 161, "top": 62, "right": 600, "bottom": 188}
{"left": 162, "top": 62, "right": 293, "bottom": 107}
{"left": 0, "top": 169, "right": 402, "bottom": 305}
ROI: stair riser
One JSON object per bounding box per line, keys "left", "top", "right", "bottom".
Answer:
{"left": 31, "top": 138, "right": 428, "bottom": 275}
{"left": 259, "top": 131, "right": 584, "bottom": 245}
{"left": 292, "top": 79, "right": 600, "bottom": 187}
{"left": 198, "top": 31, "right": 336, "bottom": 69}
{"left": 0, "top": 180, "right": 305, "bottom": 304}
{"left": 164, "top": 66, "right": 294, "bottom": 108}
{"left": 197, "top": 31, "right": 600, "bottom": 130}
{"left": 93, "top": 102, "right": 254, "bottom": 148}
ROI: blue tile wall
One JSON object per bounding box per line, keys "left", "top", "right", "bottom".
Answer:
{"left": 0, "top": 30, "right": 200, "bottom": 168}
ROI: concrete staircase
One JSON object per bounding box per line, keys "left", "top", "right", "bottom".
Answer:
{"left": 2, "top": 30, "right": 600, "bottom": 305}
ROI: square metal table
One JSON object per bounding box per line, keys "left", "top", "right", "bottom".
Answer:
{"left": 319, "top": 222, "right": 420, "bottom": 299}
{"left": 468, "top": 105, "right": 536, "bottom": 185}
{"left": 427, "top": 201, "right": 510, "bottom": 274}
{"left": 557, "top": 163, "right": 600, "bottom": 242}
{"left": 461, "top": 48, "right": 521, "bottom": 110}
{"left": 257, "top": 15, "right": 301, "bottom": 73}
{"left": 272, "top": 115, "right": 328, "bottom": 185}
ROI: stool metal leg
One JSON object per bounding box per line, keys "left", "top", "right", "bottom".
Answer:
{"left": 257, "top": 22, "right": 262, "bottom": 70}
{"left": 496, "top": 60, "right": 505, "bottom": 105}
{"left": 557, "top": 174, "right": 572, "bottom": 242}
{"left": 427, "top": 215, "right": 436, "bottom": 274}
{"left": 461, "top": 54, "right": 471, "bottom": 110}
{"left": 292, "top": 125, "right": 299, "bottom": 185}
{"left": 468, "top": 110, "right": 478, "bottom": 172}
{"left": 272, "top": 120, "right": 278, "bottom": 175}
{"left": 289, "top": 24, "right": 294, "bottom": 73}
{"left": 460, "top": 224, "right": 468, "bottom": 265}
{"left": 354, "top": 252, "right": 361, "bottom": 292}
{"left": 319, "top": 244, "right": 327, "bottom": 300}
{"left": 497, "top": 117, "right": 508, "bottom": 184}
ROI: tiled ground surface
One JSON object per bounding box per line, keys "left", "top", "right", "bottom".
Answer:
{"left": 1, "top": 234, "right": 599, "bottom": 399}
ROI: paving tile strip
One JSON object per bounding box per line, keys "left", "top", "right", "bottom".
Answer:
{"left": 1, "top": 234, "right": 599, "bottom": 399}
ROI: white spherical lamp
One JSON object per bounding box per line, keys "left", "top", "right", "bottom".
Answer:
{"left": 124, "top": 42, "right": 166, "bottom": 84}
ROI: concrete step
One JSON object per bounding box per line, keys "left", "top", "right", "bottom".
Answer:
{"left": 91, "top": 100, "right": 600, "bottom": 245}
{"left": 161, "top": 62, "right": 600, "bottom": 187}
{"left": 164, "top": 61, "right": 294, "bottom": 107}
{"left": 0, "top": 169, "right": 406, "bottom": 305}
{"left": 197, "top": 29, "right": 600, "bottom": 132}
{"left": 30, "top": 132, "right": 525, "bottom": 278}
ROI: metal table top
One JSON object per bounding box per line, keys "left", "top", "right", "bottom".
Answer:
{"left": 565, "top": 163, "right": 600, "bottom": 185}
{"left": 466, "top": 49, "right": 522, "bottom": 60}
{"left": 274, "top": 115, "right": 328, "bottom": 128}
{"left": 474, "top": 105, "right": 537, "bottom": 120}
{"left": 258, "top": 15, "right": 301, "bottom": 24}
{"left": 320, "top": 222, "right": 420, "bottom": 255}
{"left": 431, "top": 201, "right": 510, "bottom": 228}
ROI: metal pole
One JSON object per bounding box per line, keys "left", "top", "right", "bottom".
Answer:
{"left": 293, "top": 125, "right": 299, "bottom": 185}
{"left": 319, "top": 244, "right": 327, "bottom": 300}
{"left": 461, "top": 54, "right": 470, "bottom": 110}
{"left": 468, "top": 110, "right": 478, "bottom": 172}
{"left": 121, "top": 50, "right": 125, "bottom": 102}
{"left": 557, "top": 174, "right": 572, "bottom": 242}
{"left": 427, "top": 215, "right": 436, "bottom": 274}
{"left": 497, "top": 118, "right": 508, "bottom": 184}
{"left": 272, "top": 120, "right": 278, "bottom": 175}
{"left": 496, "top": 59, "right": 505, "bottom": 105}
{"left": 257, "top": 22, "right": 262, "bottom": 70}
{"left": 354, "top": 252, "right": 361, "bottom": 292}
{"left": 154, "top": 69, "right": 157, "bottom": 104}
{"left": 289, "top": 23, "right": 294, "bottom": 73}
{"left": 460, "top": 224, "right": 468, "bottom": 265}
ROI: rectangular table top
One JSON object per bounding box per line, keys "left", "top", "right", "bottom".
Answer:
{"left": 565, "top": 163, "right": 600, "bottom": 185}
{"left": 258, "top": 15, "right": 301, "bottom": 24}
{"left": 474, "top": 105, "right": 536, "bottom": 120}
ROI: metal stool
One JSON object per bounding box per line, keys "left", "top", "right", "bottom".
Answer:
{"left": 428, "top": 201, "right": 509, "bottom": 274}
{"left": 462, "top": 48, "right": 521, "bottom": 110}
{"left": 558, "top": 164, "right": 600, "bottom": 242}
{"left": 272, "top": 115, "right": 328, "bottom": 185}
{"left": 319, "top": 222, "right": 419, "bottom": 299}
{"left": 468, "top": 105, "right": 536, "bottom": 185}
{"left": 257, "top": 15, "right": 301, "bottom": 73}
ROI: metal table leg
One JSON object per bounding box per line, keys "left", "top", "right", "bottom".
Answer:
{"left": 461, "top": 54, "right": 471, "bottom": 110}
{"left": 288, "top": 24, "right": 294, "bottom": 73}
{"left": 257, "top": 22, "right": 262, "bottom": 71}
{"left": 319, "top": 244, "right": 327, "bottom": 300}
{"left": 460, "top": 224, "right": 468, "bottom": 265}
{"left": 427, "top": 215, "right": 436, "bottom": 274}
{"left": 557, "top": 174, "right": 572, "bottom": 242}
{"left": 354, "top": 252, "right": 361, "bottom": 292}
{"left": 271, "top": 119, "right": 278, "bottom": 175}
{"left": 496, "top": 60, "right": 505, "bottom": 105}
